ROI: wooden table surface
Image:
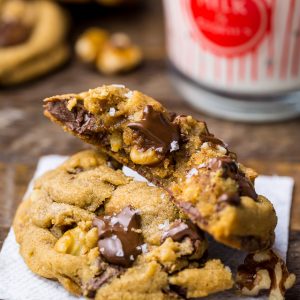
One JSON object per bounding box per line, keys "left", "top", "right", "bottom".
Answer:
{"left": 0, "top": 1, "right": 299, "bottom": 298}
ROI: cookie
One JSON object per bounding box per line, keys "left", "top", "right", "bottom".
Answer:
{"left": 0, "top": 0, "right": 69, "bottom": 85}
{"left": 43, "top": 84, "right": 277, "bottom": 252}
{"left": 14, "top": 150, "right": 234, "bottom": 299}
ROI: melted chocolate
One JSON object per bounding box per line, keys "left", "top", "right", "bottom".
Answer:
{"left": 0, "top": 20, "right": 32, "bottom": 47}
{"left": 201, "top": 134, "right": 226, "bottom": 147}
{"left": 45, "top": 101, "right": 98, "bottom": 135}
{"left": 161, "top": 219, "right": 203, "bottom": 243}
{"left": 206, "top": 157, "right": 258, "bottom": 203}
{"left": 237, "top": 250, "right": 290, "bottom": 295}
{"left": 127, "top": 105, "right": 180, "bottom": 153}
{"left": 93, "top": 206, "right": 143, "bottom": 267}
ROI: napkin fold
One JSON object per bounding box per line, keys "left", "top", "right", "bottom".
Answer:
{"left": 0, "top": 155, "right": 294, "bottom": 300}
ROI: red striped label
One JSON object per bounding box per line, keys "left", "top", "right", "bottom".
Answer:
{"left": 189, "top": 0, "right": 271, "bottom": 57}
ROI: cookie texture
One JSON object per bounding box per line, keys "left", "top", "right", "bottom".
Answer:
{"left": 14, "top": 150, "right": 234, "bottom": 299}
{"left": 0, "top": 0, "right": 69, "bottom": 85}
{"left": 43, "top": 85, "right": 277, "bottom": 251}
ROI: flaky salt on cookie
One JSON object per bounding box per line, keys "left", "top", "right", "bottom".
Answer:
{"left": 14, "top": 150, "right": 234, "bottom": 299}
{"left": 43, "top": 85, "right": 277, "bottom": 252}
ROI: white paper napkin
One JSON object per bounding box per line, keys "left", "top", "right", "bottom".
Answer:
{"left": 0, "top": 155, "right": 295, "bottom": 300}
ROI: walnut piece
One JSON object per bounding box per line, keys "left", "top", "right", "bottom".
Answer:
{"left": 130, "top": 145, "right": 162, "bottom": 165}
{"left": 75, "top": 28, "right": 142, "bottom": 74}
{"left": 236, "top": 249, "right": 296, "bottom": 300}
{"left": 54, "top": 221, "right": 98, "bottom": 256}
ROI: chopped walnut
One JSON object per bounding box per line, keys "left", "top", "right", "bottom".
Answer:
{"left": 54, "top": 221, "right": 98, "bottom": 256}
{"left": 75, "top": 28, "right": 109, "bottom": 64}
{"left": 97, "top": 32, "right": 142, "bottom": 74}
{"left": 236, "top": 249, "right": 296, "bottom": 300}
{"left": 130, "top": 145, "right": 162, "bottom": 165}
{"left": 75, "top": 28, "right": 143, "bottom": 74}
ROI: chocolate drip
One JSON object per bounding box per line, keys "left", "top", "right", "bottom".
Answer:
{"left": 237, "top": 250, "right": 290, "bottom": 295}
{"left": 128, "top": 105, "right": 180, "bottom": 153}
{"left": 93, "top": 206, "right": 143, "bottom": 267}
{"left": 161, "top": 219, "right": 203, "bottom": 243}
{"left": 45, "top": 101, "right": 98, "bottom": 135}
{"left": 206, "top": 157, "right": 258, "bottom": 203}
{"left": 0, "top": 20, "right": 32, "bottom": 47}
{"left": 201, "top": 134, "right": 226, "bottom": 147}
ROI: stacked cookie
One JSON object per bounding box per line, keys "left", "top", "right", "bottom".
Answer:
{"left": 0, "top": 0, "right": 69, "bottom": 85}
{"left": 14, "top": 84, "right": 296, "bottom": 299}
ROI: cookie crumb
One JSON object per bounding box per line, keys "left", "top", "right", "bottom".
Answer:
{"left": 116, "top": 249, "right": 124, "bottom": 257}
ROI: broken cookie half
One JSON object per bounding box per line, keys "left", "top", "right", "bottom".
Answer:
{"left": 44, "top": 85, "right": 277, "bottom": 252}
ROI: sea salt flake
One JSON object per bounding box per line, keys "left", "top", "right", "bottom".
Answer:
{"left": 201, "top": 142, "right": 210, "bottom": 149}
{"left": 116, "top": 249, "right": 124, "bottom": 257}
{"left": 158, "top": 220, "right": 170, "bottom": 230}
{"left": 109, "top": 107, "right": 116, "bottom": 116}
{"left": 170, "top": 141, "right": 179, "bottom": 152}
{"left": 136, "top": 246, "right": 141, "bottom": 250}
{"left": 130, "top": 255, "right": 135, "bottom": 261}
{"left": 100, "top": 247, "right": 105, "bottom": 252}
{"left": 112, "top": 235, "right": 118, "bottom": 241}
{"left": 141, "top": 243, "right": 148, "bottom": 254}
{"left": 111, "top": 84, "right": 125, "bottom": 88}
{"left": 110, "top": 216, "right": 119, "bottom": 225}
{"left": 124, "top": 91, "right": 133, "bottom": 98}
{"left": 186, "top": 168, "right": 198, "bottom": 178}
{"left": 156, "top": 147, "right": 163, "bottom": 153}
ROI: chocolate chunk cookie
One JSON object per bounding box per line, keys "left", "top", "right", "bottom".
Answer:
{"left": 14, "top": 150, "right": 233, "bottom": 299}
{"left": 44, "top": 85, "right": 277, "bottom": 252}
{"left": 0, "top": 0, "right": 69, "bottom": 85}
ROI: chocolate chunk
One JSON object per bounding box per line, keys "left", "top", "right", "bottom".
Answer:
{"left": 0, "top": 20, "right": 32, "bottom": 47}
{"left": 45, "top": 101, "right": 98, "bottom": 135}
{"left": 237, "top": 175, "right": 258, "bottom": 200}
{"left": 161, "top": 219, "right": 203, "bottom": 243}
{"left": 84, "top": 266, "right": 122, "bottom": 297}
{"left": 93, "top": 206, "right": 143, "bottom": 267}
{"left": 206, "top": 157, "right": 258, "bottom": 201}
{"left": 127, "top": 105, "right": 180, "bottom": 153}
